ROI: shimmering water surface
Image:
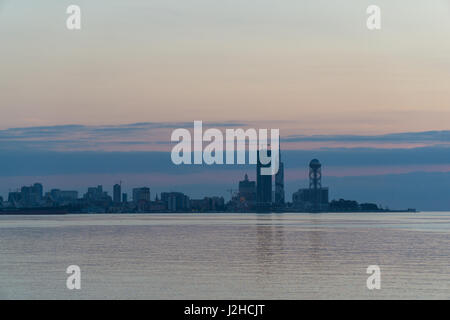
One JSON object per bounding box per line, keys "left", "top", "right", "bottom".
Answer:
{"left": 0, "top": 212, "right": 449, "bottom": 299}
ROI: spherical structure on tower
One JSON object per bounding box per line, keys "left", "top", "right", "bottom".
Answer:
{"left": 309, "top": 159, "right": 322, "bottom": 190}
{"left": 309, "top": 159, "right": 321, "bottom": 170}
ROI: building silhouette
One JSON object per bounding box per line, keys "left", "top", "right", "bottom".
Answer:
{"left": 239, "top": 174, "right": 256, "bottom": 203}
{"left": 6, "top": 183, "right": 44, "bottom": 207}
{"left": 113, "top": 184, "right": 122, "bottom": 203}
{"left": 161, "top": 192, "right": 190, "bottom": 212}
{"left": 274, "top": 138, "right": 285, "bottom": 206}
{"left": 292, "top": 159, "right": 329, "bottom": 212}
{"left": 133, "top": 187, "right": 151, "bottom": 203}
{"left": 256, "top": 148, "right": 272, "bottom": 212}
{"left": 84, "top": 186, "right": 110, "bottom": 201}
{"left": 48, "top": 189, "right": 78, "bottom": 204}
{"left": 190, "top": 196, "right": 225, "bottom": 212}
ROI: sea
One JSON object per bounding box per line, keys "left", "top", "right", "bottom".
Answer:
{"left": 0, "top": 212, "right": 449, "bottom": 299}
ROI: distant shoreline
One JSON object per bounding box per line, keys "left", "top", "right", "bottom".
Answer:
{"left": 0, "top": 209, "right": 418, "bottom": 215}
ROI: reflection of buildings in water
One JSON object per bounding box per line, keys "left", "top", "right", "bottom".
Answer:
{"left": 255, "top": 214, "right": 285, "bottom": 278}
{"left": 306, "top": 217, "right": 325, "bottom": 266}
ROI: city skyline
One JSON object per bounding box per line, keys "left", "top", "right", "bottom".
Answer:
{"left": 0, "top": 154, "right": 433, "bottom": 212}
{"left": 0, "top": 157, "right": 404, "bottom": 213}
{"left": 0, "top": 124, "right": 449, "bottom": 210}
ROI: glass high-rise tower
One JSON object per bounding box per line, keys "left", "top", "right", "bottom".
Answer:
{"left": 256, "top": 148, "right": 272, "bottom": 212}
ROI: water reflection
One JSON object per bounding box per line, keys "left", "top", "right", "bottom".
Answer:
{"left": 255, "top": 215, "right": 284, "bottom": 277}
{"left": 0, "top": 213, "right": 449, "bottom": 299}
{"left": 306, "top": 217, "right": 324, "bottom": 265}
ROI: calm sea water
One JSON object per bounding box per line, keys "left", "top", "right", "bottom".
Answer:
{"left": 0, "top": 212, "right": 449, "bottom": 299}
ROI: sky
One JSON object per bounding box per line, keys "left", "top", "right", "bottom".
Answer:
{"left": 0, "top": 1, "right": 449, "bottom": 209}
{"left": 1, "top": 0, "right": 450, "bottom": 132}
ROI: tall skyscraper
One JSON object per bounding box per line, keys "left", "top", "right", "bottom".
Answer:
{"left": 113, "top": 184, "right": 122, "bottom": 203}
{"left": 275, "top": 162, "right": 284, "bottom": 205}
{"left": 256, "top": 148, "right": 272, "bottom": 212}
{"left": 275, "top": 138, "right": 285, "bottom": 206}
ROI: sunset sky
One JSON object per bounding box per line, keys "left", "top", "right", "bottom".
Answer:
{"left": 1, "top": 0, "right": 450, "bottom": 133}
{"left": 0, "top": 1, "right": 449, "bottom": 209}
